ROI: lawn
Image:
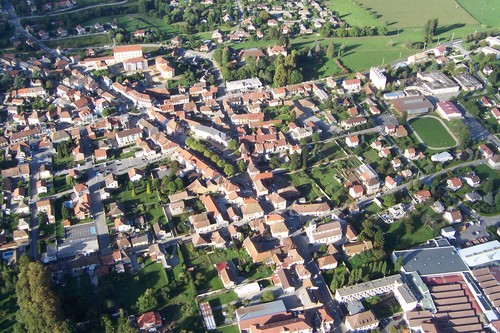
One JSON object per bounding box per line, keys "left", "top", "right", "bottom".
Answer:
{"left": 473, "top": 164, "right": 500, "bottom": 182}
{"left": 115, "top": 179, "right": 166, "bottom": 224}
{"left": 328, "top": 0, "right": 382, "bottom": 27}
{"left": 409, "top": 117, "right": 457, "bottom": 148}
{"left": 309, "top": 165, "right": 343, "bottom": 195}
{"left": 115, "top": 259, "right": 169, "bottom": 311}
{"left": 353, "top": 0, "right": 477, "bottom": 27}
{"left": 199, "top": 291, "right": 238, "bottom": 306}
{"left": 456, "top": 0, "right": 500, "bottom": 27}
{"left": 214, "top": 325, "right": 240, "bottom": 333}
{"left": 383, "top": 217, "right": 437, "bottom": 251}
{"left": 299, "top": 55, "right": 344, "bottom": 80}
{"left": 180, "top": 243, "right": 224, "bottom": 292}
{"left": 0, "top": 293, "right": 17, "bottom": 333}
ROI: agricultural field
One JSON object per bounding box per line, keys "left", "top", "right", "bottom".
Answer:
{"left": 456, "top": 0, "right": 500, "bottom": 27}
{"left": 328, "top": 0, "right": 382, "bottom": 27}
{"left": 352, "top": 0, "right": 478, "bottom": 27}
{"left": 410, "top": 117, "right": 457, "bottom": 148}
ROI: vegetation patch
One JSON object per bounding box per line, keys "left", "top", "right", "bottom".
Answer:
{"left": 455, "top": 0, "right": 500, "bottom": 27}
{"left": 409, "top": 117, "right": 457, "bottom": 148}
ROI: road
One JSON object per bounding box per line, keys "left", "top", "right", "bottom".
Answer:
{"left": 4, "top": 0, "right": 69, "bottom": 61}
{"left": 19, "top": 0, "right": 129, "bottom": 18}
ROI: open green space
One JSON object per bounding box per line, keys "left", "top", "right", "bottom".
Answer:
{"left": 44, "top": 34, "right": 112, "bottom": 49}
{"left": 115, "top": 178, "right": 165, "bottom": 224}
{"left": 83, "top": 14, "right": 179, "bottom": 38}
{"left": 409, "top": 117, "right": 457, "bottom": 148}
{"left": 456, "top": 0, "right": 500, "bottom": 27}
{"left": 328, "top": 0, "right": 382, "bottom": 27}
{"left": 309, "top": 165, "right": 343, "bottom": 194}
{"left": 180, "top": 243, "right": 224, "bottom": 292}
{"left": 0, "top": 293, "right": 17, "bottom": 333}
{"left": 383, "top": 209, "right": 438, "bottom": 251}
{"left": 473, "top": 164, "right": 500, "bottom": 181}
{"left": 353, "top": 0, "right": 477, "bottom": 28}
{"left": 215, "top": 325, "right": 240, "bottom": 333}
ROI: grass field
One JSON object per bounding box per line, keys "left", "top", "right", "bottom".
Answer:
{"left": 410, "top": 117, "right": 457, "bottom": 148}
{"left": 456, "top": 0, "right": 500, "bottom": 27}
{"left": 115, "top": 180, "right": 166, "bottom": 224}
{"left": 83, "top": 14, "right": 179, "bottom": 38}
{"left": 384, "top": 219, "right": 436, "bottom": 251}
{"left": 215, "top": 325, "right": 240, "bottom": 333}
{"left": 45, "top": 34, "right": 112, "bottom": 49}
{"left": 328, "top": 0, "right": 382, "bottom": 27}
{"left": 353, "top": 0, "right": 478, "bottom": 27}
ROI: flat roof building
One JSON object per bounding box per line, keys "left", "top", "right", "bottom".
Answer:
{"left": 458, "top": 241, "right": 500, "bottom": 268}
{"left": 57, "top": 222, "right": 99, "bottom": 259}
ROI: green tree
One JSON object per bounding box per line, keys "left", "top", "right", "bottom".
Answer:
{"left": 224, "top": 164, "right": 236, "bottom": 176}
{"left": 326, "top": 41, "right": 335, "bottom": 58}
{"left": 260, "top": 290, "right": 275, "bottom": 303}
{"left": 135, "top": 288, "right": 158, "bottom": 313}
{"left": 273, "top": 64, "right": 287, "bottom": 87}
{"left": 146, "top": 182, "right": 152, "bottom": 195}
{"left": 15, "top": 257, "right": 71, "bottom": 333}
{"left": 227, "top": 139, "right": 238, "bottom": 151}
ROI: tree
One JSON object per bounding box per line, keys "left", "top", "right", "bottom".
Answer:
{"left": 384, "top": 194, "right": 397, "bottom": 207}
{"left": 273, "top": 64, "right": 287, "bottom": 87}
{"left": 237, "top": 159, "right": 247, "bottom": 173}
{"left": 326, "top": 41, "right": 335, "bottom": 58}
{"left": 135, "top": 288, "right": 158, "bottom": 313}
{"left": 146, "top": 182, "right": 152, "bottom": 195}
{"left": 224, "top": 164, "right": 235, "bottom": 176}
{"left": 15, "top": 257, "right": 71, "bottom": 333}
{"left": 227, "top": 139, "right": 238, "bottom": 151}
{"left": 131, "top": 187, "right": 136, "bottom": 197}
{"left": 312, "top": 132, "right": 321, "bottom": 143}
{"left": 260, "top": 291, "right": 275, "bottom": 303}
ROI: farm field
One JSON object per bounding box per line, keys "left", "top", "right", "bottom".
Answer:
{"left": 410, "top": 117, "right": 457, "bottom": 148}
{"left": 352, "top": 0, "right": 478, "bottom": 27}
{"left": 328, "top": 0, "right": 381, "bottom": 27}
{"left": 456, "top": 0, "right": 500, "bottom": 27}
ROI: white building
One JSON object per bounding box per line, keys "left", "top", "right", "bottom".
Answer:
{"left": 369, "top": 67, "right": 387, "bottom": 90}
{"left": 305, "top": 220, "right": 342, "bottom": 244}
{"left": 225, "top": 78, "right": 262, "bottom": 93}
{"left": 193, "top": 124, "right": 228, "bottom": 147}
{"left": 113, "top": 45, "right": 143, "bottom": 62}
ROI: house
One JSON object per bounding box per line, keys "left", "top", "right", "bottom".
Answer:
{"left": 478, "top": 144, "right": 494, "bottom": 159}
{"left": 290, "top": 203, "right": 330, "bottom": 217}
{"left": 128, "top": 168, "right": 144, "bottom": 182}
{"left": 404, "top": 148, "right": 417, "bottom": 160}
{"left": 342, "top": 79, "right": 361, "bottom": 92}
{"left": 463, "top": 174, "right": 480, "bottom": 187}
{"left": 295, "top": 264, "right": 312, "bottom": 280}
{"left": 273, "top": 268, "right": 295, "bottom": 294}
{"left": 215, "top": 261, "right": 237, "bottom": 288}
{"left": 384, "top": 176, "right": 397, "bottom": 190}
{"left": 267, "top": 193, "right": 287, "bottom": 210}
{"left": 443, "top": 210, "right": 462, "bottom": 224}
{"left": 94, "top": 149, "right": 107, "bottom": 162}
{"left": 465, "top": 192, "right": 482, "bottom": 202}
{"left": 114, "top": 218, "right": 133, "bottom": 233}
{"left": 306, "top": 221, "right": 342, "bottom": 244}
{"left": 115, "top": 127, "right": 142, "bottom": 147}
{"left": 342, "top": 240, "right": 373, "bottom": 258}
{"left": 36, "top": 180, "right": 48, "bottom": 194}
{"left": 349, "top": 185, "right": 364, "bottom": 199}
{"left": 104, "top": 174, "right": 119, "bottom": 189}
{"left": 317, "top": 255, "right": 338, "bottom": 270}
{"left": 415, "top": 190, "right": 432, "bottom": 203}
{"left": 447, "top": 177, "right": 463, "bottom": 191}
{"left": 242, "top": 198, "right": 265, "bottom": 220}
{"left": 346, "top": 135, "right": 359, "bottom": 148}
{"left": 148, "top": 243, "right": 165, "bottom": 261}
{"left": 13, "top": 229, "right": 29, "bottom": 245}
{"left": 137, "top": 311, "right": 162, "bottom": 331}
{"left": 345, "top": 310, "right": 379, "bottom": 332}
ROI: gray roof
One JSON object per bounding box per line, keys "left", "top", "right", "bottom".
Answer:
{"left": 235, "top": 300, "right": 286, "bottom": 322}
{"left": 57, "top": 222, "right": 99, "bottom": 259}
{"left": 394, "top": 246, "right": 469, "bottom": 276}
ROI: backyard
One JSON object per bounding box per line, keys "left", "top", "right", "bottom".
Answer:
{"left": 115, "top": 178, "right": 166, "bottom": 225}
{"left": 409, "top": 117, "right": 457, "bottom": 149}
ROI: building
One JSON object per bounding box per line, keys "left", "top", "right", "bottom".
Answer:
{"left": 436, "top": 101, "right": 462, "bottom": 120}
{"left": 235, "top": 300, "right": 288, "bottom": 331}
{"left": 417, "top": 71, "right": 460, "bottom": 95}
{"left": 458, "top": 241, "right": 500, "bottom": 268}
{"left": 193, "top": 124, "right": 228, "bottom": 147}
{"left": 113, "top": 45, "right": 143, "bottom": 62}
{"left": 137, "top": 311, "right": 162, "bottom": 331}
{"left": 306, "top": 220, "right": 342, "bottom": 244}
{"left": 226, "top": 78, "right": 263, "bottom": 93}
{"left": 342, "top": 79, "right": 361, "bottom": 92}
{"left": 116, "top": 127, "right": 142, "bottom": 147}
{"left": 369, "top": 67, "right": 387, "bottom": 90}
{"left": 335, "top": 274, "right": 418, "bottom": 312}
{"left": 391, "top": 96, "right": 434, "bottom": 116}
{"left": 453, "top": 73, "right": 482, "bottom": 91}
{"left": 123, "top": 57, "right": 148, "bottom": 71}
{"left": 57, "top": 223, "right": 99, "bottom": 259}
{"left": 392, "top": 242, "right": 469, "bottom": 277}
{"left": 345, "top": 310, "right": 379, "bottom": 332}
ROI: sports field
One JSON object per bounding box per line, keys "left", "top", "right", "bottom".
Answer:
{"left": 456, "top": 0, "right": 500, "bottom": 27}
{"left": 410, "top": 117, "right": 457, "bottom": 148}
{"left": 346, "top": 0, "right": 478, "bottom": 27}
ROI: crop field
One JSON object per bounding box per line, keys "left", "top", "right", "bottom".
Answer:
{"left": 456, "top": 0, "right": 500, "bottom": 27}
{"left": 349, "top": 0, "right": 478, "bottom": 28}
{"left": 410, "top": 117, "right": 457, "bottom": 148}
